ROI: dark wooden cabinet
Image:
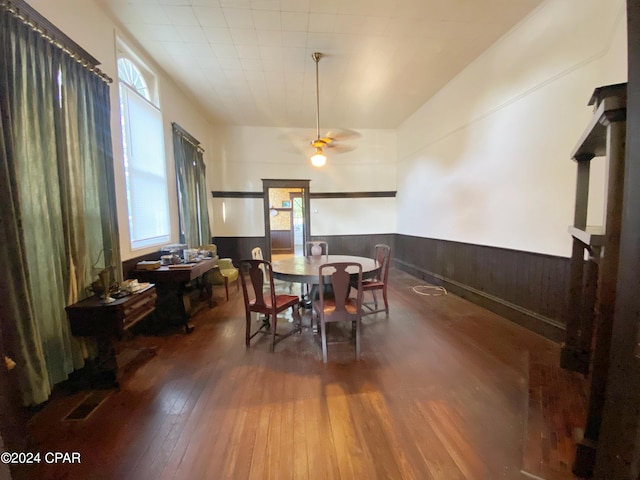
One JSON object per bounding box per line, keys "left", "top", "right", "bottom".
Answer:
{"left": 67, "top": 286, "right": 156, "bottom": 338}
{"left": 66, "top": 286, "right": 157, "bottom": 387}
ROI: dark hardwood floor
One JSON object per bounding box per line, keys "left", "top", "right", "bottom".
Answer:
{"left": 13, "top": 269, "right": 588, "bottom": 480}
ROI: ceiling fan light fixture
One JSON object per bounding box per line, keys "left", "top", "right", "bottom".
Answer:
{"left": 310, "top": 52, "right": 328, "bottom": 168}
{"left": 310, "top": 147, "right": 326, "bottom": 167}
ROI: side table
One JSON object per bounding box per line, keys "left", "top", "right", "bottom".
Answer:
{"left": 66, "top": 285, "right": 157, "bottom": 388}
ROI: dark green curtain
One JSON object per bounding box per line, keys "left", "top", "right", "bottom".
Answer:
{"left": 0, "top": 5, "right": 119, "bottom": 405}
{"left": 173, "top": 126, "right": 210, "bottom": 247}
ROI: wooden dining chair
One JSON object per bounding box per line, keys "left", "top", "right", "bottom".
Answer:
{"left": 239, "top": 259, "right": 302, "bottom": 352}
{"left": 252, "top": 246, "right": 292, "bottom": 294}
{"left": 356, "top": 244, "right": 391, "bottom": 316}
{"left": 312, "top": 262, "right": 363, "bottom": 363}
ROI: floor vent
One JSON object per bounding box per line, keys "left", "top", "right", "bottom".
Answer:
{"left": 64, "top": 390, "right": 111, "bottom": 421}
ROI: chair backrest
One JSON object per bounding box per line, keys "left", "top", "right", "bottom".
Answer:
{"left": 305, "top": 240, "right": 328, "bottom": 256}
{"left": 318, "top": 262, "right": 363, "bottom": 320}
{"left": 373, "top": 244, "right": 391, "bottom": 283}
{"left": 239, "top": 259, "right": 276, "bottom": 312}
{"left": 251, "top": 247, "right": 263, "bottom": 261}
{"left": 251, "top": 247, "right": 268, "bottom": 281}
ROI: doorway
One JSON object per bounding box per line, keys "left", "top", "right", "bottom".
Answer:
{"left": 262, "top": 179, "right": 311, "bottom": 261}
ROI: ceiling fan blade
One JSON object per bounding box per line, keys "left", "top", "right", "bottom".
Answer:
{"left": 325, "top": 143, "right": 355, "bottom": 154}
{"left": 323, "top": 128, "right": 361, "bottom": 142}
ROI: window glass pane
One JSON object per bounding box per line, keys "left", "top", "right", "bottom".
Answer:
{"left": 119, "top": 83, "right": 170, "bottom": 249}
{"left": 117, "top": 58, "right": 150, "bottom": 101}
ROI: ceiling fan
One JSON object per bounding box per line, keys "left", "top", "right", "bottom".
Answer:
{"left": 308, "top": 52, "right": 358, "bottom": 167}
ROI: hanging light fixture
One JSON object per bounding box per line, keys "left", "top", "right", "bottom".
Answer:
{"left": 310, "top": 52, "right": 327, "bottom": 167}
{"left": 310, "top": 147, "right": 326, "bottom": 167}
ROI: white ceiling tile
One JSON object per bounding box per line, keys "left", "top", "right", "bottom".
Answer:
{"left": 308, "top": 13, "right": 336, "bottom": 33}
{"left": 235, "top": 44, "right": 262, "bottom": 59}
{"left": 230, "top": 28, "right": 259, "bottom": 45}
{"left": 223, "top": 8, "right": 255, "bottom": 28}
{"left": 256, "top": 29, "right": 283, "bottom": 46}
{"left": 240, "top": 58, "right": 264, "bottom": 71}
{"left": 281, "top": 12, "right": 308, "bottom": 31}
{"left": 190, "top": 0, "right": 222, "bottom": 5}
{"left": 280, "top": 0, "right": 309, "bottom": 13}
{"left": 139, "top": 41, "right": 169, "bottom": 58}
{"left": 335, "top": 0, "right": 369, "bottom": 16}
{"left": 211, "top": 43, "right": 239, "bottom": 58}
{"left": 251, "top": 0, "right": 281, "bottom": 10}
{"left": 193, "top": 7, "right": 227, "bottom": 27}
{"left": 164, "top": 6, "right": 200, "bottom": 25}
{"left": 361, "top": 16, "right": 390, "bottom": 34}
{"left": 308, "top": 0, "right": 339, "bottom": 14}
{"left": 306, "top": 32, "right": 335, "bottom": 51}
{"left": 203, "top": 27, "right": 234, "bottom": 44}
{"left": 161, "top": 41, "right": 190, "bottom": 56}
{"left": 220, "top": 0, "right": 252, "bottom": 7}
{"left": 333, "top": 15, "right": 364, "bottom": 34}
{"left": 281, "top": 31, "right": 307, "bottom": 48}
{"left": 199, "top": 57, "right": 223, "bottom": 70}
{"left": 184, "top": 42, "right": 216, "bottom": 57}
{"left": 175, "top": 25, "right": 209, "bottom": 43}
{"left": 252, "top": 10, "right": 281, "bottom": 29}
{"left": 218, "top": 57, "right": 244, "bottom": 70}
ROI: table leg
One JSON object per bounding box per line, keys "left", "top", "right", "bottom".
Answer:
{"left": 178, "top": 282, "right": 195, "bottom": 334}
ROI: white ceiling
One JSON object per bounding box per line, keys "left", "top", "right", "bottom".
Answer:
{"left": 97, "top": 0, "right": 544, "bottom": 130}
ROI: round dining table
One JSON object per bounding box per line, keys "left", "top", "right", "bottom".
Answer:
{"left": 270, "top": 254, "right": 380, "bottom": 328}
{"left": 271, "top": 254, "right": 381, "bottom": 284}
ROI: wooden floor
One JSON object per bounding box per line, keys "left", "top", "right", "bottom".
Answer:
{"left": 14, "top": 269, "right": 588, "bottom": 480}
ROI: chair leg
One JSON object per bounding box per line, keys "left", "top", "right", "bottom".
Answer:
{"left": 224, "top": 277, "right": 229, "bottom": 301}
{"left": 320, "top": 320, "right": 328, "bottom": 363}
{"left": 382, "top": 288, "right": 389, "bottom": 316}
{"left": 292, "top": 304, "right": 302, "bottom": 332}
{"left": 355, "top": 318, "right": 361, "bottom": 360}
{"left": 371, "top": 291, "right": 378, "bottom": 309}
{"left": 245, "top": 311, "right": 251, "bottom": 348}
{"left": 270, "top": 314, "right": 278, "bottom": 352}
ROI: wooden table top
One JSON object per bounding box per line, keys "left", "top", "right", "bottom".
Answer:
{"left": 132, "top": 257, "right": 218, "bottom": 283}
{"left": 271, "top": 255, "right": 380, "bottom": 284}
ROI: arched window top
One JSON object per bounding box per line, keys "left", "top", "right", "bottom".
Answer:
{"left": 117, "top": 57, "right": 150, "bottom": 101}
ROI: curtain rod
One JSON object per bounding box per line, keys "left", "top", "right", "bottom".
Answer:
{"left": 1, "top": 0, "right": 113, "bottom": 84}
{"left": 172, "top": 123, "right": 205, "bottom": 153}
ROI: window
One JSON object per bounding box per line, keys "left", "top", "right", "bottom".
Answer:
{"left": 117, "top": 49, "right": 170, "bottom": 249}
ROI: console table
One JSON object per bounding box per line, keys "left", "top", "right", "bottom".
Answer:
{"left": 132, "top": 257, "right": 218, "bottom": 333}
{"left": 66, "top": 285, "right": 157, "bottom": 387}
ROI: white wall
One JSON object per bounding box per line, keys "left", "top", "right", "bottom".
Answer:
{"left": 25, "top": 0, "right": 627, "bottom": 258}
{"left": 209, "top": 126, "right": 397, "bottom": 237}
{"left": 26, "top": 0, "right": 215, "bottom": 261}
{"left": 396, "top": 0, "right": 627, "bottom": 257}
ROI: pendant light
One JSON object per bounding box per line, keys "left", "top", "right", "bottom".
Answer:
{"left": 310, "top": 52, "right": 327, "bottom": 167}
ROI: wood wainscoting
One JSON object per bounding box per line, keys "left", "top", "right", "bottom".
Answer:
{"left": 394, "top": 234, "right": 569, "bottom": 342}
